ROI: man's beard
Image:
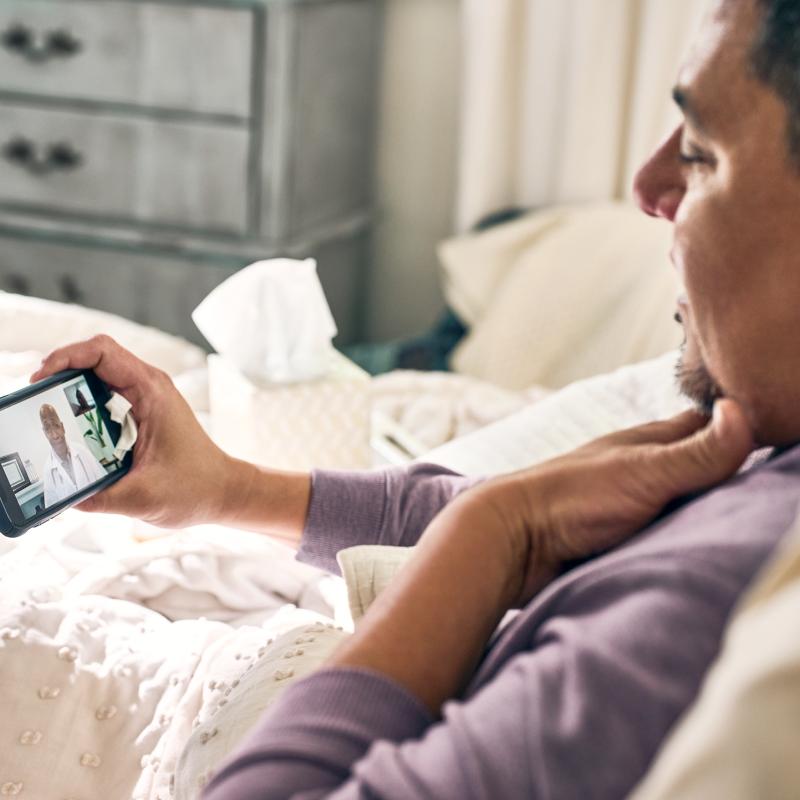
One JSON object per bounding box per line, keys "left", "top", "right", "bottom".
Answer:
{"left": 675, "top": 345, "right": 723, "bottom": 415}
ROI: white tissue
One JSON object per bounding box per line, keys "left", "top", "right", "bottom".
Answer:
{"left": 192, "top": 259, "right": 338, "bottom": 383}
{"left": 105, "top": 393, "right": 138, "bottom": 461}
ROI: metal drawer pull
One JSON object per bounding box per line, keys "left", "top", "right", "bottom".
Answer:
{"left": 59, "top": 275, "right": 84, "bottom": 304}
{"left": 1, "top": 24, "right": 83, "bottom": 63}
{"left": 4, "top": 274, "right": 30, "bottom": 296}
{"left": 2, "top": 137, "right": 84, "bottom": 175}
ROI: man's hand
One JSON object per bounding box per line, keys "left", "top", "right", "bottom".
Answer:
{"left": 459, "top": 399, "right": 755, "bottom": 607}
{"left": 31, "top": 334, "right": 241, "bottom": 528}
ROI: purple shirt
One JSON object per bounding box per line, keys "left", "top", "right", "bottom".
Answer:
{"left": 204, "top": 451, "right": 800, "bottom": 799}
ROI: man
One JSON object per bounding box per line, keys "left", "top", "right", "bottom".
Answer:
{"left": 29, "top": 0, "right": 800, "bottom": 796}
{"left": 39, "top": 403, "right": 107, "bottom": 507}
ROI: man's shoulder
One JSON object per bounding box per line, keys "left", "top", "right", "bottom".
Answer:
{"left": 533, "top": 449, "right": 800, "bottom": 618}
{"left": 571, "top": 448, "right": 800, "bottom": 600}
{"left": 760, "top": 441, "right": 800, "bottom": 472}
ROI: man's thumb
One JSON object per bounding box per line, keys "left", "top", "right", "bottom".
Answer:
{"left": 659, "top": 398, "right": 754, "bottom": 496}
{"left": 75, "top": 473, "right": 129, "bottom": 515}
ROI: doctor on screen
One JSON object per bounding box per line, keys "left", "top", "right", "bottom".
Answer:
{"left": 39, "top": 403, "right": 107, "bottom": 508}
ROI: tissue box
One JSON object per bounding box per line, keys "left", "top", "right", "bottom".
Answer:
{"left": 208, "top": 352, "right": 371, "bottom": 471}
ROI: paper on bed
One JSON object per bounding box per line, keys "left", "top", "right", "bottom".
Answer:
{"left": 426, "top": 351, "right": 690, "bottom": 476}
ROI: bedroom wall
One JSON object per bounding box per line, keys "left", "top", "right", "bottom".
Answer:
{"left": 365, "top": 0, "right": 461, "bottom": 342}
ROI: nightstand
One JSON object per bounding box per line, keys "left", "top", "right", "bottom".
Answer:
{"left": 0, "top": 0, "right": 381, "bottom": 346}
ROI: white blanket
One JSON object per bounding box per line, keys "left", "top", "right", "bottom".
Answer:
{"left": 371, "top": 369, "right": 551, "bottom": 456}
{"left": 0, "top": 515, "right": 346, "bottom": 799}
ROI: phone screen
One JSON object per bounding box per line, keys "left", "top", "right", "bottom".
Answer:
{"left": 0, "top": 374, "right": 124, "bottom": 522}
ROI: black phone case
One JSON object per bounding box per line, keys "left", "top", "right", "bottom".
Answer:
{"left": 0, "top": 369, "right": 133, "bottom": 537}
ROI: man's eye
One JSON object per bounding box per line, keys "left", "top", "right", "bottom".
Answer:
{"left": 678, "top": 144, "right": 713, "bottom": 167}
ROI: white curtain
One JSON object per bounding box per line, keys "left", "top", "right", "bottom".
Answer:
{"left": 456, "top": 0, "right": 713, "bottom": 230}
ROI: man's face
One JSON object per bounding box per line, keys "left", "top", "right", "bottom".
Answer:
{"left": 40, "top": 407, "right": 66, "bottom": 449}
{"left": 634, "top": 0, "right": 800, "bottom": 446}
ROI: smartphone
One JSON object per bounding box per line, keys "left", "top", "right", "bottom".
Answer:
{"left": 0, "top": 369, "right": 133, "bottom": 537}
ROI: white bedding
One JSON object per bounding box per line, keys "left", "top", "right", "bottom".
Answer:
{"left": 0, "top": 515, "right": 346, "bottom": 799}
{"left": 371, "top": 369, "right": 551, "bottom": 457}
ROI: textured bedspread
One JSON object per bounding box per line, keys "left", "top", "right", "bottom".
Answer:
{"left": 0, "top": 516, "right": 344, "bottom": 799}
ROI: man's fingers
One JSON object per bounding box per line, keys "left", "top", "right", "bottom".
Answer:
{"left": 637, "top": 409, "right": 710, "bottom": 444}
{"left": 31, "top": 335, "right": 114, "bottom": 381}
{"left": 30, "top": 335, "right": 142, "bottom": 392}
{"left": 74, "top": 494, "right": 106, "bottom": 514}
{"left": 600, "top": 409, "right": 709, "bottom": 448}
{"left": 656, "top": 399, "right": 754, "bottom": 497}
{"left": 75, "top": 470, "right": 145, "bottom": 517}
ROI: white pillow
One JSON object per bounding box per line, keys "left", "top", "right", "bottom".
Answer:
{"left": 446, "top": 203, "right": 682, "bottom": 391}
{"left": 438, "top": 207, "right": 568, "bottom": 326}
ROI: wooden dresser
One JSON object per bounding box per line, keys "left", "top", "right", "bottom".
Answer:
{"left": 0, "top": 0, "right": 380, "bottom": 345}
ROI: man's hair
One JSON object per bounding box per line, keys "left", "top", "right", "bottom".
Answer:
{"left": 752, "top": 0, "right": 800, "bottom": 166}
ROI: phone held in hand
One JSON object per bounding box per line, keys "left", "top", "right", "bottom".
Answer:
{"left": 0, "top": 369, "right": 133, "bottom": 537}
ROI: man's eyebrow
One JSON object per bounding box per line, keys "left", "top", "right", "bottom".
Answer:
{"left": 672, "top": 86, "right": 708, "bottom": 134}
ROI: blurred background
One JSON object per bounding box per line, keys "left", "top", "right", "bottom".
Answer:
{"left": 0, "top": 0, "right": 711, "bottom": 372}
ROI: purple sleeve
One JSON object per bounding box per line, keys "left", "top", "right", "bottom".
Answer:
{"left": 202, "top": 557, "right": 735, "bottom": 800}
{"left": 296, "top": 463, "right": 483, "bottom": 575}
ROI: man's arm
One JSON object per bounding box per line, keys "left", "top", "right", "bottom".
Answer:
{"left": 203, "top": 402, "right": 754, "bottom": 799}
{"left": 31, "top": 337, "right": 477, "bottom": 556}
{"left": 31, "top": 336, "right": 314, "bottom": 535}
{"left": 203, "top": 557, "right": 738, "bottom": 800}
{"left": 294, "top": 464, "right": 482, "bottom": 574}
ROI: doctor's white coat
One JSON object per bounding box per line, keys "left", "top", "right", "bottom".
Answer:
{"left": 42, "top": 440, "right": 109, "bottom": 508}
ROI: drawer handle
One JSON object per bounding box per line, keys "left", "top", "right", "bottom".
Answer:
{"left": 2, "top": 137, "right": 84, "bottom": 175}
{"left": 1, "top": 24, "right": 83, "bottom": 63}
{"left": 4, "top": 273, "right": 30, "bottom": 295}
{"left": 59, "top": 275, "right": 84, "bottom": 304}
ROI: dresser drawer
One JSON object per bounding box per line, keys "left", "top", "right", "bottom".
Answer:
{"left": 0, "top": 234, "right": 243, "bottom": 345}
{"left": 0, "top": 105, "right": 250, "bottom": 233}
{"left": 0, "top": 0, "right": 253, "bottom": 118}
{"left": 0, "top": 227, "right": 367, "bottom": 345}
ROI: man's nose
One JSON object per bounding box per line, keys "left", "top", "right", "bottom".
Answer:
{"left": 633, "top": 125, "right": 686, "bottom": 222}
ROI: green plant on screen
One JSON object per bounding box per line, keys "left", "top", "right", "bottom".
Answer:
{"left": 83, "top": 409, "right": 106, "bottom": 450}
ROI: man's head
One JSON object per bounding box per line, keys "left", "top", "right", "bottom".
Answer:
{"left": 634, "top": 0, "right": 800, "bottom": 446}
{"left": 40, "top": 404, "right": 67, "bottom": 454}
